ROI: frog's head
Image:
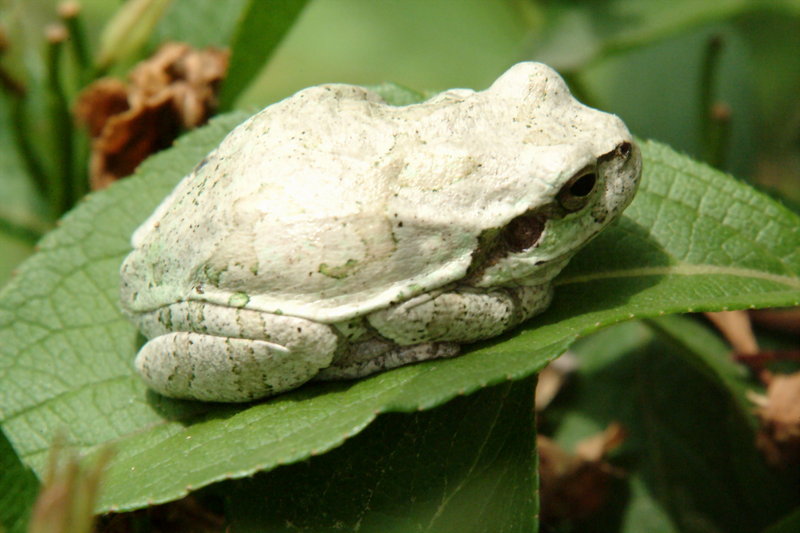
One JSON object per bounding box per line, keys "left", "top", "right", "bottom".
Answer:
{"left": 463, "top": 62, "right": 643, "bottom": 289}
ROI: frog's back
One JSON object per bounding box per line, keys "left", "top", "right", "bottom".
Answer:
{"left": 121, "top": 84, "right": 478, "bottom": 322}
{"left": 120, "top": 62, "right": 629, "bottom": 323}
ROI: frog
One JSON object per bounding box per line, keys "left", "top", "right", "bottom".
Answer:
{"left": 119, "top": 61, "right": 642, "bottom": 402}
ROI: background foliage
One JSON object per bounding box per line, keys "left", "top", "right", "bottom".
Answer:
{"left": 0, "top": 1, "right": 799, "bottom": 532}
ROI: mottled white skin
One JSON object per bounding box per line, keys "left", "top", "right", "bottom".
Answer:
{"left": 121, "top": 62, "right": 642, "bottom": 402}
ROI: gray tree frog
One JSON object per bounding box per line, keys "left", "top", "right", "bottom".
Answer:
{"left": 120, "top": 62, "right": 642, "bottom": 402}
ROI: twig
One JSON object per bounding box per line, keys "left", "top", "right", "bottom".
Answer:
{"left": 59, "top": 1, "right": 92, "bottom": 84}
{"left": 699, "top": 35, "right": 731, "bottom": 168}
{"left": 0, "top": 214, "right": 45, "bottom": 245}
{"left": 45, "top": 23, "right": 75, "bottom": 216}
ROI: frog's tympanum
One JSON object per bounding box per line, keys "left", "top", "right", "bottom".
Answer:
{"left": 120, "top": 62, "right": 642, "bottom": 402}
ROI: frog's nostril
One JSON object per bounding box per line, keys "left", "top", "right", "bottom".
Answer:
{"left": 502, "top": 212, "right": 546, "bottom": 252}
{"left": 618, "top": 141, "right": 632, "bottom": 160}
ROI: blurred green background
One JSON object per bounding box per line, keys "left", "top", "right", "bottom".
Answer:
{"left": 1, "top": 3, "right": 799, "bottom": 530}
{"left": 1, "top": 0, "right": 799, "bottom": 283}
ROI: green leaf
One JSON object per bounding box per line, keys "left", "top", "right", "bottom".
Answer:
{"left": 764, "top": 507, "right": 800, "bottom": 533}
{"left": 0, "top": 94, "right": 49, "bottom": 287}
{"left": 551, "top": 139, "right": 800, "bottom": 316}
{"left": 151, "top": 0, "right": 249, "bottom": 48}
{"left": 218, "top": 0, "right": 309, "bottom": 110}
{"left": 0, "top": 91, "right": 798, "bottom": 513}
{"left": 368, "top": 82, "right": 426, "bottom": 107}
{"left": 0, "top": 429, "right": 39, "bottom": 533}
{"left": 549, "top": 319, "right": 795, "bottom": 532}
{"left": 533, "top": 0, "right": 800, "bottom": 70}
{"left": 225, "top": 377, "right": 538, "bottom": 533}
{"left": 96, "top": 0, "right": 174, "bottom": 70}
{"left": 644, "top": 314, "right": 753, "bottom": 419}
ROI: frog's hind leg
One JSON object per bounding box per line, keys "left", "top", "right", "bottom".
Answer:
{"left": 315, "top": 338, "right": 459, "bottom": 381}
{"left": 133, "top": 302, "right": 339, "bottom": 402}
{"left": 136, "top": 332, "right": 335, "bottom": 402}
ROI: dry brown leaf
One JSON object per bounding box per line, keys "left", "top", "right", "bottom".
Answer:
{"left": 99, "top": 495, "right": 225, "bottom": 533}
{"left": 535, "top": 351, "right": 578, "bottom": 411}
{"left": 28, "top": 437, "right": 113, "bottom": 533}
{"left": 752, "top": 371, "right": 800, "bottom": 467}
{"left": 88, "top": 95, "right": 181, "bottom": 188}
{"left": 574, "top": 422, "right": 627, "bottom": 462}
{"left": 705, "top": 310, "right": 759, "bottom": 355}
{"left": 736, "top": 350, "right": 800, "bottom": 375}
{"left": 750, "top": 308, "right": 800, "bottom": 335}
{"left": 75, "top": 42, "right": 229, "bottom": 189}
{"left": 74, "top": 78, "right": 129, "bottom": 137}
{"left": 538, "top": 423, "right": 626, "bottom": 523}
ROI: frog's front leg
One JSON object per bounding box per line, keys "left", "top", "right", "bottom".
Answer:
{"left": 365, "top": 285, "right": 553, "bottom": 346}
{"left": 316, "top": 285, "right": 552, "bottom": 380}
{"left": 315, "top": 338, "right": 460, "bottom": 380}
{"left": 132, "top": 303, "right": 339, "bottom": 402}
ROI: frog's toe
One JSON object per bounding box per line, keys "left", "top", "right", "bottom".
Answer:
{"left": 135, "top": 331, "right": 336, "bottom": 402}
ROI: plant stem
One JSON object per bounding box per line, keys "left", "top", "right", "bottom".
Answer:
{"left": 59, "top": 1, "right": 92, "bottom": 84}
{"left": 707, "top": 103, "right": 732, "bottom": 172}
{"left": 0, "top": 214, "right": 45, "bottom": 245}
{"left": 1, "top": 70, "right": 52, "bottom": 202}
{"left": 9, "top": 99, "right": 48, "bottom": 194}
{"left": 699, "top": 35, "right": 731, "bottom": 169}
{"left": 0, "top": 65, "right": 24, "bottom": 96}
{"left": 59, "top": 2, "right": 92, "bottom": 208}
{"left": 45, "top": 24, "right": 75, "bottom": 216}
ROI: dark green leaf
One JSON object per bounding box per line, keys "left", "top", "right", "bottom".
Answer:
{"left": 0, "top": 429, "right": 39, "bottom": 533}
{"left": 218, "top": 0, "right": 309, "bottom": 109}
{"left": 151, "top": 0, "right": 249, "bottom": 48}
{"left": 225, "top": 377, "right": 538, "bottom": 533}
{"left": 548, "top": 319, "right": 795, "bottom": 533}
{"left": 532, "top": 0, "right": 800, "bottom": 70}
{"left": 644, "top": 314, "right": 753, "bottom": 418}
{"left": 0, "top": 89, "right": 798, "bottom": 513}
{"left": 764, "top": 507, "right": 800, "bottom": 533}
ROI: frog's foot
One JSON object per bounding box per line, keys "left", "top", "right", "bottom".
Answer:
{"left": 136, "top": 332, "right": 334, "bottom": 402}
{"left": 315, "top": 338, "right": 459, "bottom": 380}
{"left": 132, "top": 302, "right": 339, "bottom": 402}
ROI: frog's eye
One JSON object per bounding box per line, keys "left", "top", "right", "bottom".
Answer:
{"left": 557, "top": 168, "right": 596, "bottom": 213}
